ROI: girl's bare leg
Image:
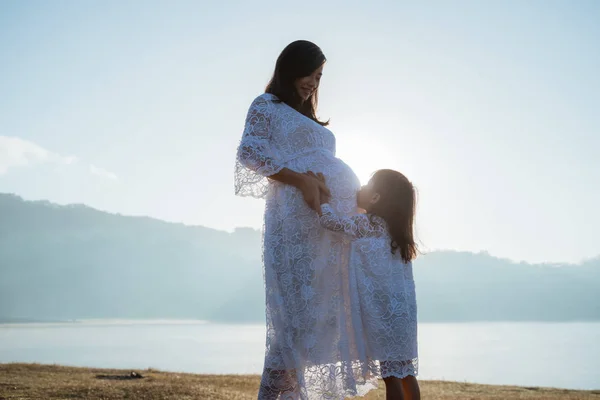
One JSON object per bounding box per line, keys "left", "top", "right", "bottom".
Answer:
{"left": 382, "top": 376, "right": 405, "bottom": 400}
{"left": 401, "top": 375, "right": 421, "bottom": 400}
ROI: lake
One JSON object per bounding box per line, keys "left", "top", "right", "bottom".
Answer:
{"left": 0, "top": 321, "right": 598, "bottom": 390}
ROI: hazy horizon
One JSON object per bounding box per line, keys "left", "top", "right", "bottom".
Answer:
{"left": 2, "top": 192, "right": 599, "bottom": 326}
{"left": 1, "top": 0, "right": 599, "bottom": 264}
{"left": 2, "top": 191, "right": 599, "bottom": 266}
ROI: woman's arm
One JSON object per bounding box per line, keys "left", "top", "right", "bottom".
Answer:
{"left": 235, "top": 96, "right": 330, "bottom": 212}
{"left": 236, "top": 98, "right": 282, "bottom": 176}
{"left": 269, "top": 169, "right": 331, "bottom": 215}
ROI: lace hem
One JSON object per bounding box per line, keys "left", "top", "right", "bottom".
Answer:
{"left": 234, "top": 159, "right": 282, "bottom": 199}
{"left": 379, "top": 358, "right": 419, "bottom": 380}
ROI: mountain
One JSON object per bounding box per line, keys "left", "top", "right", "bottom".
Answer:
{"left": 0, "top": 193, "right": 598, "bottom": 323}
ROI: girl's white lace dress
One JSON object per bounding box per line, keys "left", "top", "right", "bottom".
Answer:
{"left": 235, "top": 93, "right": 417, "bottom": 399}
{"left": 318, "top": 204, "right": 418, "bottom": 380}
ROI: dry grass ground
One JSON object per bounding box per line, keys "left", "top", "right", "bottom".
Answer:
{"left": 1, "top": 363, "right": 599, "bottom": 400}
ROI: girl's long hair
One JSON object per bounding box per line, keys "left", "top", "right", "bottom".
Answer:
{"left": 369, "top": 169, "right": 418, "bottom": 263}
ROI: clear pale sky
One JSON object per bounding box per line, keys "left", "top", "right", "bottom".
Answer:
{"left": 1, "top": 0, "right": 599, "bottom": 263}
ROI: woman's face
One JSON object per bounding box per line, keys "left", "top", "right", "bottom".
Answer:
{"left": 294, "top": 64, "right": 324, "bottom": 101}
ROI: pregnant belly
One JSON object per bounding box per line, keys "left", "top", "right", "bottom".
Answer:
{"left": 284, "top": 151, "right": 360, "bottom": 215}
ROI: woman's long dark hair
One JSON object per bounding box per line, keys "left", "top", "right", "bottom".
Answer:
{"left": 369, "top": 169, "right": 418, "bottom": 263}
{"left": 266, "top": 40, "right": 328, "bottom": 126}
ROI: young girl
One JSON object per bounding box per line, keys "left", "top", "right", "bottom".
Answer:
{"left": 314, "top": 169, "right": 420, "bottom": 400}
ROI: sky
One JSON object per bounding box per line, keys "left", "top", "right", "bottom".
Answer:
{"left": 0, "top": 0, "right": 599, "bottom": 264}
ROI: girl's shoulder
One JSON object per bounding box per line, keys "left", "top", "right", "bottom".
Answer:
{"left": 366, "top": 213, "right": 387, "bottom": 228}
{"left": 356, "top": 213, "right": 389, "bottom": 238}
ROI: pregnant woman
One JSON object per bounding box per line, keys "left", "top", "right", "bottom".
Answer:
{"left": 235, "top": 41, "right": 376, "bottom": 399}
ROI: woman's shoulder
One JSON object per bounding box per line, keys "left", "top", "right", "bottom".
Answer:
{"left": 247, "top": 93, "right": 281, "bottom": 114}
{"left": 251, "top": 92, "right": 279, "bottom": 104}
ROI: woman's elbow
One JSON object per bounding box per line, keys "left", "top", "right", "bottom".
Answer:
{"left": 237, "top": 148, "right": 262, "bottom": 172}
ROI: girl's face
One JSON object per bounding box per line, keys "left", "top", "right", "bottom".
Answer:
{"left": 357, "top": 179, "right": 380, "bottom": 212}
{"left": 294, "top": 64, "right": 324, "bottom": 101}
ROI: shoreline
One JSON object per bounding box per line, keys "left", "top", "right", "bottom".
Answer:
{"left": 3, "top": 319, "right": 600, "bottom": 325}
{"left": 0, "top": 318, "right": 211, "bottom": 327}
{"left": 1, "top": 363, "right": 599, "bottom": 399}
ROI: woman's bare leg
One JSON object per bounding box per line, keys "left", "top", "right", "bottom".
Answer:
{"left": 257, "top": 369, "right": 279, "bottom": 400}
{"left": 258, "top": 369, "right": 297, "bottom": 400}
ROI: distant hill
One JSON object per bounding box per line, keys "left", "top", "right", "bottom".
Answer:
{"left": 1, "top": 193, "right": 598, "bottom": 323}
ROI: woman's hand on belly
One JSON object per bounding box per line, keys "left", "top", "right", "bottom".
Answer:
{"left": 298, "top": 172, "right": 331, "bottom": 215}
{"left": 304, "top": 171, "right": 330, "bottom": 205}
{"left": 269, "top": 168, "right": 331, "bottom": 214}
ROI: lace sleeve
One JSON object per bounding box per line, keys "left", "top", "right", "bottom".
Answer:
{"left": 234, "top": 96, "right": 283, "bottom": 198}
{"left": 319, "top": 204, "right": 384, "bottom": 238}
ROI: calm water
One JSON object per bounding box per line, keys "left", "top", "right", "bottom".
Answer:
{"left": 0, "top": 321, "right": 598, "bottom": 390}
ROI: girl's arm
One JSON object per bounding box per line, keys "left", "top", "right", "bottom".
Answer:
{"left": 319, "top": 204, "right": 373, "bottom": 238}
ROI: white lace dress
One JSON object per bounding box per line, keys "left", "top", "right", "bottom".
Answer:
{"left": 235, "top": 93, "right": 379, "bottom": 399}
{"left": 319, "top": 204, "right": 418, "bottom": 379}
